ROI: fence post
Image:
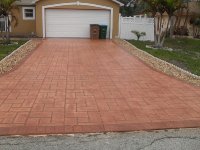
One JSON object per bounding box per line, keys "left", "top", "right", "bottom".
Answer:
{"left": 118, "top": 14, "right": 121, "bottom": 38}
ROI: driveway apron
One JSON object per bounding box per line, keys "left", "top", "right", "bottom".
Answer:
{"left": 0, "top": 39, "right": 199, "bottom": 135}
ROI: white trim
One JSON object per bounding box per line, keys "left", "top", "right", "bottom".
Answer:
{"left": 22, "top": 7, "right": 35, "bottom": 20}
{"left": 0, "top": 17, "right": 6, "bottom": 32}
{"left": 42, "top": 2, "right": 114, "bottom": 39}
{"left": 112, "top": 0, "right": 124, "bottom": 6}
{"left": 33, "top": 0, "right": 124, "bottom": 6}
{"left": 118, "top": 14, "right": 121, "bottom": 38}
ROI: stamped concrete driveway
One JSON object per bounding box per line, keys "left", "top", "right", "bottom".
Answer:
{"left": 0, "top": 39, "right": 200, "bottom": 135}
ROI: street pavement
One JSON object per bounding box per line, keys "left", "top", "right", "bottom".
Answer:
{"left": 0, "top": 128, "right": 200, "bottom": 150}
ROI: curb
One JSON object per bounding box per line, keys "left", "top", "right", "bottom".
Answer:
{"left": 0, "top": 40, "right": 31, "bottom": 62}
{"left": 0, "top": 39, "right": 41, "bottom": 74}
{"left": 114, "top": 39, "right": 200, "bottom": 87}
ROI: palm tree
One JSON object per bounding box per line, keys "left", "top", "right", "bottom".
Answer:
{"left": 0, "top": 0, "right": 18, "bottom": 44}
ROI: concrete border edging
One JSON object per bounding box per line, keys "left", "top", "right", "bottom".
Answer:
{"left": 0, "top": 40, "right": 31, "bottom": 62}
{"left": 0, "top": 39, "right": 41, "bottom": 74}
{"left": 114, "top": 38, "right": 200, "bottom": 86}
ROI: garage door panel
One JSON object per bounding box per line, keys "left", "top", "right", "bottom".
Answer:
{"left": 45, "top": 9, "right": 110, "bottom": 38}
{"left": 46, "top": 19, "right": 108, "bottom": 24}
{"left": 46, "top": 25, "right": 90, "bottom": 30}
{"left": 46, "top": 26, "right": 90, "bottom": 33}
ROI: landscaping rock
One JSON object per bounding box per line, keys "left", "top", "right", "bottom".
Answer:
{"left": 0, "top": 39, "right": 41, "bottom": 75}
{"left": 114, "top": 38, "right": 200, "bottom": 86}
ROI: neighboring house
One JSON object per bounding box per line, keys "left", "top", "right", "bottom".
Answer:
{"left": 189, "top": 0, "right": 200, "bottom": 14}
{"left": 180, "top": 1, "right": 200, "bottom": 36}
{"left": 162, "top": 0, "right": 200, "bottom": 36}
{"left": 0, "top": 0, "right": 123, "bottom": 39}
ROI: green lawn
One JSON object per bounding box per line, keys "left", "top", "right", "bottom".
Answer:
{"left": 0, "top": 40, "right": 27, "bottom": 60}
{"left": 128, "top": 38, "right": 200, "bottom": 76}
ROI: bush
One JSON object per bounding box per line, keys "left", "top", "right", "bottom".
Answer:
{"left": 174, "top": 26, "right": 189, "bottom": 36}
{"left": 131, "top": 31, "right": 146, "bottom": 40}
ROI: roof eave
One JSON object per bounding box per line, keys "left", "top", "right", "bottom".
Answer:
{"left": 112, "top": 0, "right": 124, "bottom": 6}
{"left": 32, "top": 0, "right": 124, "bottom": 6}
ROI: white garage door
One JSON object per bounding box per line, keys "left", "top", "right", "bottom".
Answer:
{"left": 45, "top": 9, "right": 111, "bottom": 38}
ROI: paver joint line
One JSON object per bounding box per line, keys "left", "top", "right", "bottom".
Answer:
{"left": 0, "top": 39, "right": 199, "bottom": 136}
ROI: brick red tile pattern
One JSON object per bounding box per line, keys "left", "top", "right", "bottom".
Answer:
{"left": 0, "top": 39, "right": 199, "bottom": 135}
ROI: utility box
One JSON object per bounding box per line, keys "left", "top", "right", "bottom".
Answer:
{"left": 90, "top": 24, "right": 100, "bottom": 39}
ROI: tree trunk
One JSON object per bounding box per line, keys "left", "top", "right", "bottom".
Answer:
{"left": 159, "top": 16, "right": 170, "bottom": 46}
{"left": 165, "top": 15, "right": 171, "bottom": 37}
{"left": 174, "top": 15, "right": 178, "bottom": 29}
{"left": 158, "top": 15, "right": 164, "bottom": 48}
{"left": 193, "top": 25, "right": 195, "bottom": 37}
{"left": 183, "top": 2, "right": 189, "bottom": 27}
{"left": 177, "top": 8, "right": 183, "bottom": 28}
{"left": 5, "top": 16, "right": 10, "bottom": 44}
{"left": 183, "top": 9, "right": 189, "bottom": 27}
{"left": 154, "top": 17, "right": 158, "bottom": 46}
{"left": 170, "top": 16, "right": 176, "bottom": 38}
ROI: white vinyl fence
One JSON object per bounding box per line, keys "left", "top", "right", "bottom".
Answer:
{"left": 119, "top": 15, "right": 154, "bottom": 41}
{"left": 0, "top": 16, "right": 7, "bottom": 32}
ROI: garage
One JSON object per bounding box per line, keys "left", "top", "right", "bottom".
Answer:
{"left": 38, "top": 0, "right": 123, "bottom": 39}
{"left": 45, "top": 9, "right": 111, "bottom": 38}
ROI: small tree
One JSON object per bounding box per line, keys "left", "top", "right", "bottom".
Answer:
{"left": 131, "top": 30, "right": 146, "bottom": 40}
{"left": 143, "top": 0, "right": 166, "bottom": 48}
{"left": 143, "top": 0, "right": 186, "bottom": 48}
{"left": 0, "top": 0, "right": 18, "bottom": 44}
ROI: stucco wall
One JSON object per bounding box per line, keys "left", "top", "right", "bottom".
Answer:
{"left": 189, "top": 1, "right": 200, "bottom": 14}
{"left": 7, "top": 6, "right": 36, "bottom": 37}
{"left": 161, "top": 1, "right": 200, "bottom": 36}
{"left": 36, "top": 0, "right": 120, "bottom": 38}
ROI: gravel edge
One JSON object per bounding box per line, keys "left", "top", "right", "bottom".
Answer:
{"left": 113, "top": 38, "right": 200, "bottom": 87}
{"left": 0, "top": 39, "right": 42, "bottom": 74}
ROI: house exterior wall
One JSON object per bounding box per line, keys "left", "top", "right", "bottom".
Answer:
{"left": 1, "top": 6, "right": 36, "bottom": 37}
{"left": 162, "top": 1, "right": 200, "bottom": 36}
{"left": 35, "top": 0, "right": 120, "bottom": 38}
{"left": 189, "top": 1, "right": 200, "bottom": 14}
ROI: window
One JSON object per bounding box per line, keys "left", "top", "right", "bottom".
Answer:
{"left": 0, "top": 17, "right": 6, "bottom": 32}
{"left": 22, "top": 7, "right": 35, "bottom": 20}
